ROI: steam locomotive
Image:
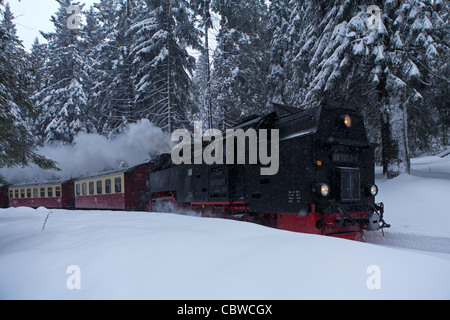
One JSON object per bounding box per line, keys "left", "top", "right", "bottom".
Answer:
{"left": 6, "top": 100, "right": 390, "bottom": 241}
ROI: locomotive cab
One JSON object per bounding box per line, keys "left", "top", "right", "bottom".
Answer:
{"left": 313, "top": 104, "right": 389, "bottom": 236}
{"left": 250, "top": 100, "right": 389, "bottom": 240}
{"left": 315, "top": 107, "right": 375, "bottom": 206}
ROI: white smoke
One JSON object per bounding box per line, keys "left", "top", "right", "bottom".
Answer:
{"left": 1, "top": 119, "right": 173, "bottom": 184}
{"left": 152, "top": 200, "right": 201, "bottom": 217}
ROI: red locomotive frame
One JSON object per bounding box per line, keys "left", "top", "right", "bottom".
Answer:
{"left": 148, "top": 191, "right": 369, "bottom": 241}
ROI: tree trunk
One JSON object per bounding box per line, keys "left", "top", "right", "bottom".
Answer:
{"left": 166, "top": 0, "right": 173, "bottom": 133}
{"left": 380, "top": 112, "right": 389, "bottom": 175}
{"left": 204, "top": 2, "right": 213, "bottom": 131}
{"left": 381, "top": 98, "right": 411, "bottom": 179}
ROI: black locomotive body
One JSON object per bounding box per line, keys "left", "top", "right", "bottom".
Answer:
{"left": 148, "top": 100, "right": 389, "bottom": 241}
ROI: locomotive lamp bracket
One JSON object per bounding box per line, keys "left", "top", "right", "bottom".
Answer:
{"left": 374, "top": 202, "right": 384, "bottom": 215}
{"left": 371, "top": 202, "right": 391, "bottom": 234}
{"left": 320, "top": 202, "right": 390, "bottom": 233}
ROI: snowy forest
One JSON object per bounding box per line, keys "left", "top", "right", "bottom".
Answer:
{"left": 0, "top": 0, "right": 449, "bottom": 180}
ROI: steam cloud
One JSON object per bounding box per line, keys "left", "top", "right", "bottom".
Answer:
{"left": 1, "top": 119, "right": 172, "bottom": 184}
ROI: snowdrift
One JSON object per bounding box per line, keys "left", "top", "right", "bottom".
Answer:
{"left": 0, "top": 155, "right": 449, "bottom": 300}
{"left": 0, "top": 207, "right": 449, "bottom": 300}
{"left": 366, "top": 155, "right": 450, "bottom": 254}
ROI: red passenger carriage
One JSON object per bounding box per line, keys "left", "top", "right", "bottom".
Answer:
{"left": 9, "top": 180, "right": 74, "bottom": 209}
{"left": 74, "top": 163, "right": 152, "bottom": 211}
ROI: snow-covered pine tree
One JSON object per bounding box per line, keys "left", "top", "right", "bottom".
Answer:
{"left": 434, "top": 0, "right": 450, "bottom": 147}
{"left": 267, "top": 0, "right": 292, "bottom": 105}
{"left": 291, "top": 0, "right": 449, "bottom": 178}
{"left": 211, "top": 0, "right": 271, "bottom": 130}
{"left": 0, "top": 2, "right": 32, "bottom": 120}
{"left": 371, "top": 0, "right": 448, "bottom": 176}
{"left": 402, "top": 0, "right": 450, "bottom": 153}
{"left": 128, "top": 0, "right": 201, "bottom": 132}
{"left": 88, "top": 0, "right": 137, "bottom": 136}
{"left": 80, "top": 6, "right": 104, "bottom": 131}
{"left": 192, "top": 50, "right": 213, "bottom": 128}
{"left": 30, "top": 38, "right": 49, "bottom": 97}
{"left": 267, "top": 0, "right": 307, "bottom": 106}
{"left": 33, "top": 0, "right": 95, "bottom": 144}
{"left": 0, "top": 1, "right": 57, "bottom": 172}
{"left": 191, "top": 0, "right": 213, "bottom": 129}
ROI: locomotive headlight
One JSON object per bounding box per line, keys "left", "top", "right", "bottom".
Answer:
{"left": 343, "top": 115, "right": 352, "bottom": 128}
{"left": 320, "top": 183, "right": 330, "bottom": 197}
{"left": 370, "top": 184, "right": 378, "bottom": 196}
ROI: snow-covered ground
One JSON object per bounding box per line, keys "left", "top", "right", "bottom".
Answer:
{"left": 367, "top": 154, "right": 450, "bottom": 256}
{"left": 0, "top": 155, "right": 449, "bottom": 300}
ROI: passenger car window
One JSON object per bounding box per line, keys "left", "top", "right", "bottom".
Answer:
{"left": 105, "top": 179, "right": 111, "bottom": 194}
{"left": 114, "top": 177, "right": 122, "bottom": 193}
{"left": 48, "top": 187, "right": 53, "bottom": 197}
{"left": 97, "top": 180, "right": 102, "bottom": 195}
{"left": 89, "top": 182, "right": 94, "bottom": 195}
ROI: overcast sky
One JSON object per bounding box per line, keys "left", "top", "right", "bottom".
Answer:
{"left": 8, "top": 0, "right": 99, "bottom": 51}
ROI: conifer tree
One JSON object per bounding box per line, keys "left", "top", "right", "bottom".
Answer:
{"left": 212, "top": 0, "right": 270, "bottom": 130}
{"left": 128, "top": 0, "right": 201, "bottom": 132}
{"left": 89, "top": 0, "right": 136, "bottom": 135}
{"left": 290, "top": 0, "right": 449, "bottom": 178}
{"left": 267, "top": 0, "right": 306, "bottom": 106}
{"left": 0, "top": 1, "right": 57, "bottom": 174}
{"left": 191, "top": 0, "right": 213, "bottom": 129}
{"left": 30, "top": 38, "right": 49, "bottom": 97}
{"left": 33, "top": 0, "right": 95, "bottom": 144}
